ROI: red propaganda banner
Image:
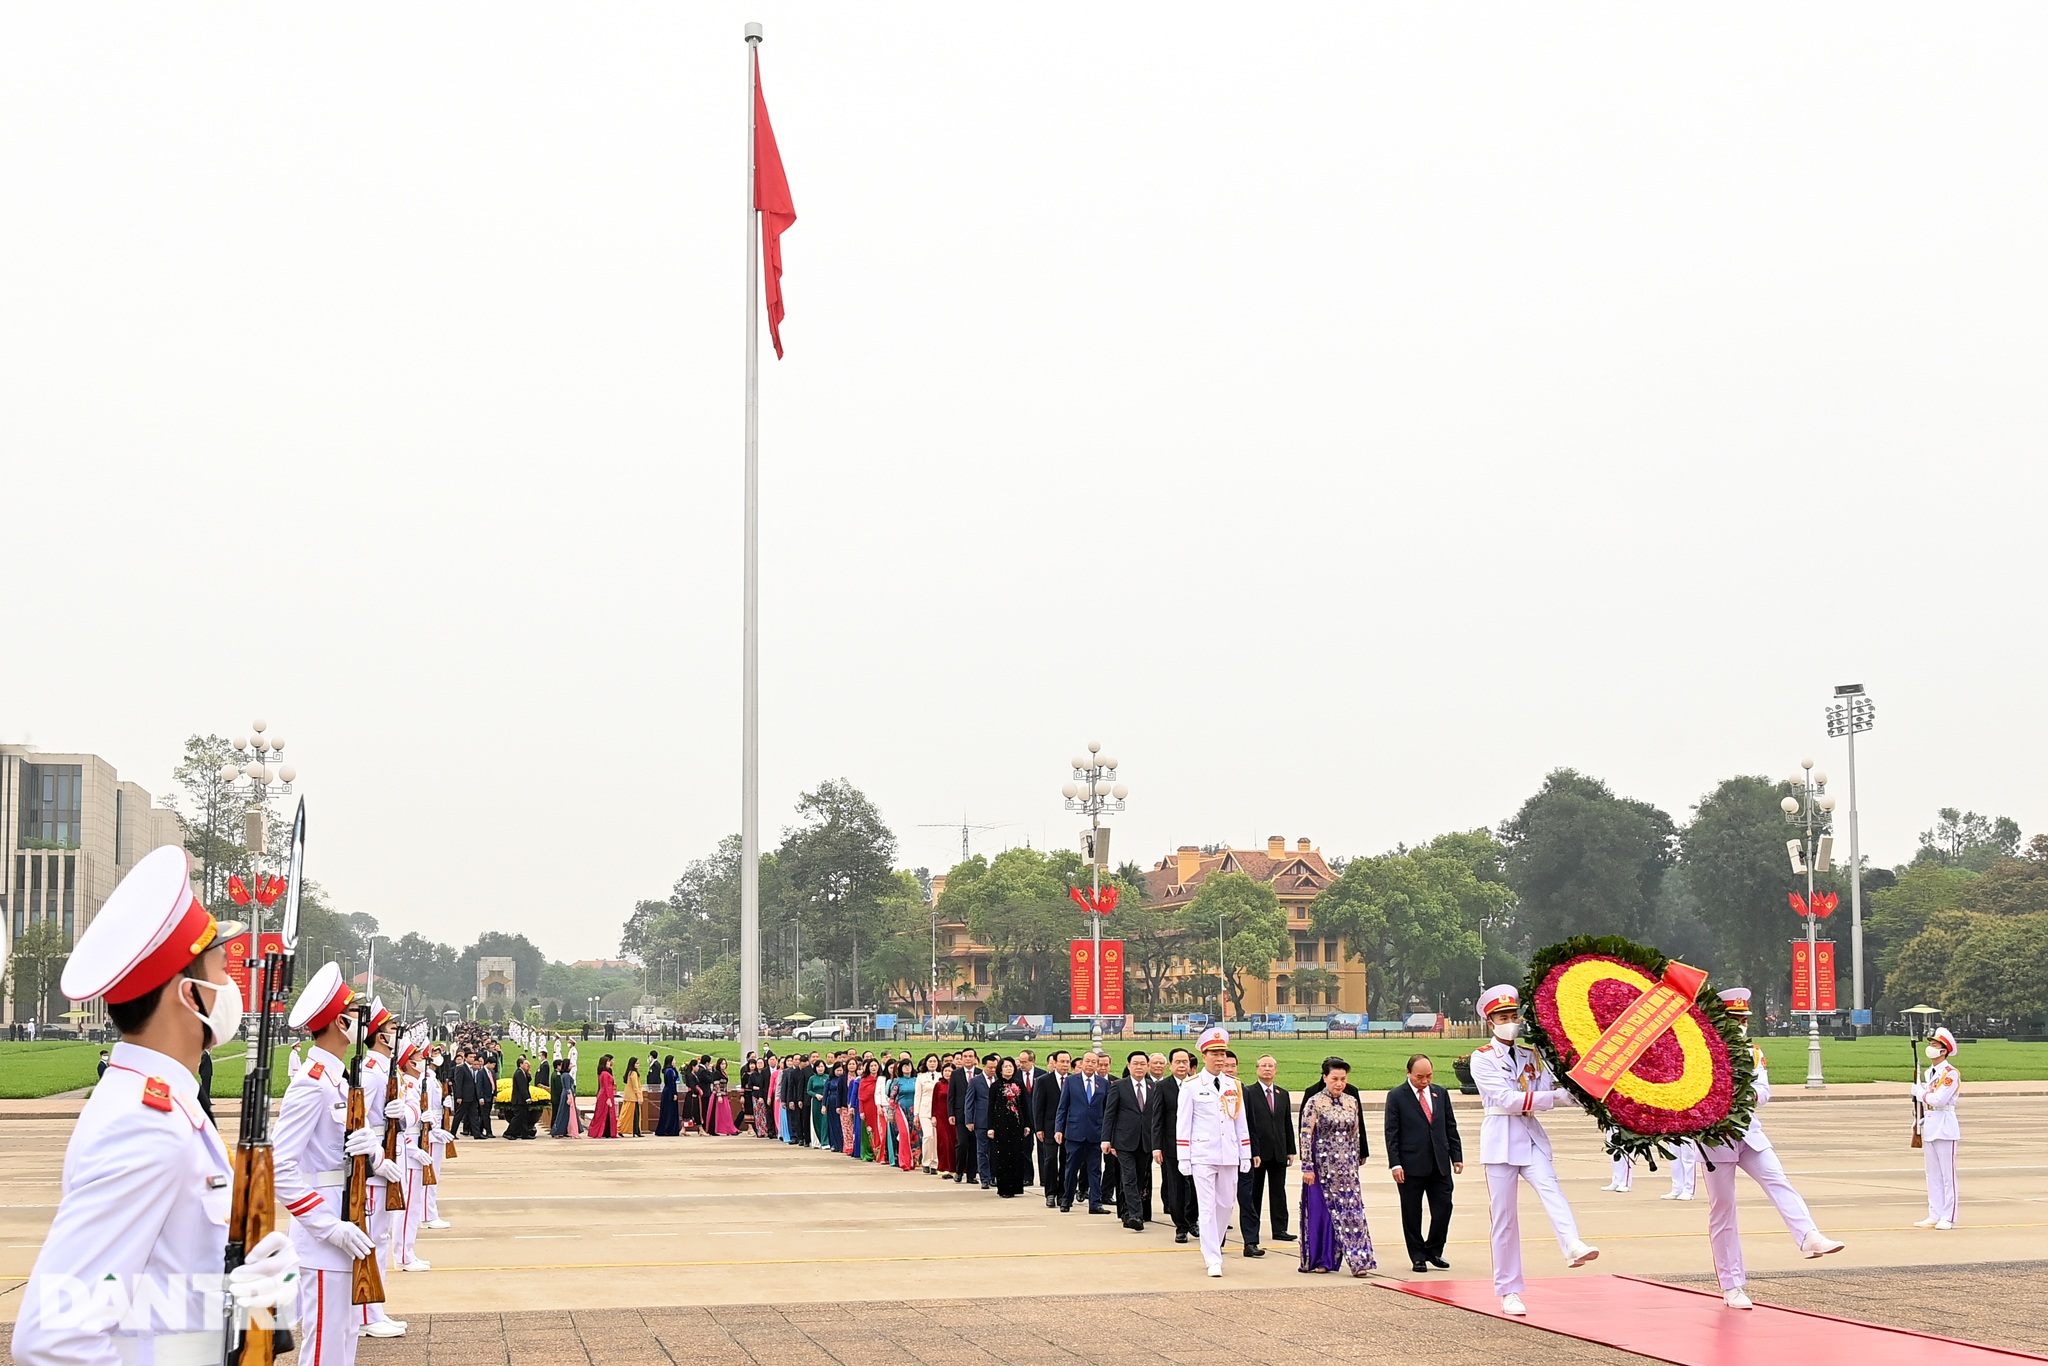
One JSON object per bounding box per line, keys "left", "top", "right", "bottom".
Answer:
{"left": 223, "top": 932, "right": 287, "bottom": 1012}
{"left": 1790, "top": 940, "right": 1837, "bottom": 1014}
{"left": 1070, "top": 940, "right": 1095, "bottom": 1016}
{"left": 1100, "top": 940, "right": 1125, "bottom": 1016}
{"left": 1069, "top": 939, "right": 1127, "bottom": 1017}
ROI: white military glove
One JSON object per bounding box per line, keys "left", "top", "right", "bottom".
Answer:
{"left": 385, "top": 1098, "right": 409, "bottom": 1120}
{"left": 403, "top": 1143, "right": 432, "bottom": 1168}
{"left": 228, "top": 1230, "right": 300, "bottom": 1311}
{"left": 1530, "top": 1091, "right": 1558, "bottom": 1112}
{"left": 1239, "top": 1160, "right": 1252, "bottom": 1174}
{"left": 1178, "top": 1161, "right": 1191, "bottom": 1176}
{"left": 319, "top": 1220, "right": 376, "bottom": 1261}
{"left": 431, "top": 1128, "right": 454, "bottom": 1144}
{"left": 373, "top": 1155, "right": 403, "bottom": 1184}
{"left": 342, "top": 1127, "right": 383, "bottom": 1158}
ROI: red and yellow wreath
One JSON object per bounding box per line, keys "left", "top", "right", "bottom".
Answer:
{"left": 1522, "top": 935, "right": 1755, "bottom": 1162}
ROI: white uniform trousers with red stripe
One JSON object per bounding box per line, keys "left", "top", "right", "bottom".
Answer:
{"left": 395, "top": 1162, "right": 426, "bottom": 1267}
{"left": 301, "top": 1267, "right": 360, "bottom": 1366}
{"left": 356, "top": 1187, "right": 397, "bottom": 1326}
{"left": 1702, "top": 1140, "right": 1821, "bottom": 1290}
{"left": 1484, "top": 1154, "right": 1582, "bottom": 1296}
{"left": 1924, "top": 1138, "right": 1959, "bottom": 1224}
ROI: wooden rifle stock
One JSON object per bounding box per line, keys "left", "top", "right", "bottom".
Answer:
{"left": 345, "top": 1029, "right": 386, "bottom": 1306}
{"left": 226, "top": 947, "right": 293, "bottom": 1366}
{"left": 225, "top": 1147, "right": 279, "bottom": 1366}
{"left": 418, "top": 1091, "right": 437, "bottom": 1186}
{"left": 442, "top": 1095, "right": 458, "bottom": 1159}
{"left": 380, "top": 1089, "right": 408, "bottom": 1212}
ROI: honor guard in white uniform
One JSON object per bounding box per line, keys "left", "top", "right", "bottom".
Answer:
{"left": 1701, "top": 988, "right": 1845, "bottom": 1309}
{"left": 1175, "top": 1027, "right": 1252, "bottom": 1278}
{"left": 12, "top": 846, "right": 299, "bottom": 1366}
{"left": 275, "top": 961, "right": 381, "bottom": 1366}
{"left": 352, "top": 999, "right": 408, "bottom": 1338}
{"left": 1915, "top": 1026, "right": 1962, "bottom": 1229}
{"left": 391, "top": 1032, "right": 432, "bottom": 1272}
{"left": 1470, "top": 984, "right": 1599, "bottom": 1317}
{"left": 422, "top": 1049, "right": 453, "bottom": 1230}
{"left": 1660, "top": 1140, "right": 1698, "bottom": 1201}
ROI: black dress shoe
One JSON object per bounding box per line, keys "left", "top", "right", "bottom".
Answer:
{"left": 1427, "top": 1257, "right": 1450, "bottom": 1270}
{"left": 1045, "top": 1196, "right": 1057, "bottom": 1208}
{"left": 1059, "top": 1202, "right": 1072, "bottom": 1212}
{"left": 1411, "top": 1261, "right": 1429, "bottom": 1273}
{"left": 1243, "top": 1245, "right": 1266, "bottom": 1259}
{"left": 1175, "top": 1230, "right": 1189, "bottom": 1244}
{"left": 1125, "top": 1220, "right": 1144, "bottom": 1233}
{"left": 1273, "top": 1232, "right": 1297, "bottom": 1243}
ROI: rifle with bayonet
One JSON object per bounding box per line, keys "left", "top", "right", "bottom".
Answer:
{"left": 344, "top": 997, "right": 387, "bottom": 1306}
{"left": 223, "top": 800, "right": 304, "bottom": 1366}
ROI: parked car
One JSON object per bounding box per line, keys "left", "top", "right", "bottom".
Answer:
{"left": 991, "top": 1023, "right": 1037, "bottom": 1041}
{"left": 790, "top": 1018, "right": 848, "bottom": 1041}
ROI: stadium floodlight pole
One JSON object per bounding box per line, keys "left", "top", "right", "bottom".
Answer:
{"left": 1062, "top": 742, "right": 1128, "bottom": 1051}
{"left": 1782, "top": 760, "right": 1838, "bottom": 1088}
{"left": 737, "top": 19, "right": 765, "bottom": 1063}
{"left": 1826, "top": 685, "right": 1876, "bottom": 1033}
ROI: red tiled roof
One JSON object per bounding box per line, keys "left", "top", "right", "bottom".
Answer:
{"left": 1144, "top": 845, "right": 1335, "bottom": 909}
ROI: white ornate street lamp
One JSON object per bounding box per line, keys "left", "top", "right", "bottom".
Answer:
{"left": 1782, "top": 759, "right": 1837, "bottom": 1088}
{"left": 1062, "top": 741, "right": 1128, "bottom": 1050}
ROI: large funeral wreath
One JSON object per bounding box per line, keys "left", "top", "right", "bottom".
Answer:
{"left": 1521, "top": 935, "right": 1757, "bottom": 1165}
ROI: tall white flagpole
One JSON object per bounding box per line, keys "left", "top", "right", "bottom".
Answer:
{"left": 739, "top": 21, "right": 764, "bottom": 1061}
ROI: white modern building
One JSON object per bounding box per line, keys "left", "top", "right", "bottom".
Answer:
{"left": 1, "top": 746, "right": 184, "bottom": 1027}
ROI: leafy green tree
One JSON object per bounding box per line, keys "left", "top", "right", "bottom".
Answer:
{"left": 1286, "top": 966, "right": 1339, "bottom": 1009}
{"left": 1914, "top": 809, "right": 2022, "bottom": 872}
{"left": 1956, "top": 857, "right": 2048, "bottom": 918}
{"left": 1679, "top": 776, "right": 1797, "bottom": 1002}
{"left": 1105, "top": 868, "right": 1184, "bottom": 1013}
{"left": 1885, "top": 910, "right": 1972, "bottom": 1011}
{"left": 1500, "top": 770, "right": 1675, "bottom": 954}
{"left": 776, "top": 780, "right": 900, "bottom": 1011}
{"left": 455, "top": 932, "right": 546, "bottom": 1010}
{"left": 162, "top": 734, "right": 283, "bottom": 909}
{"left": 679, "top": 956, "right": 742, "bottom": 1015}
{"left": 1182, "top": 872, "right": 1289, "bottom": 1020}
{"left": 1309, "top": 843, "right": 1485, "bottom": 1017}
{"left": 6, "top": 921, "right": 71, "bottom": 1023}
{"left": 945, "top": 847, "right": 1086, "bottom": 1017}
{"left": 1940, "top": 915, "right": 2048, "bottom": 1024}
{"left": 1869, "top": 864, "right": 1975, "bottom": 974}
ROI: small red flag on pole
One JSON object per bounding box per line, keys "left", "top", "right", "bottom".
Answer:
{"left": 753, "top": 53, "right": 796, "bottom": 358}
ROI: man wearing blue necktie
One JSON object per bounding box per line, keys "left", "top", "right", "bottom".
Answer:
{"left": 1053, "top": 1052, "right": 1109, "bottom": 1213}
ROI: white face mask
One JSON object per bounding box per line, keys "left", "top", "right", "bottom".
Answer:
{"left": 1925, "top": 1045, "right": 1944, "bottom": 1060}
{"left": 1492, "top": 1021, "right": 1521, "bottom": 1043}
{"left": 184, "top": 977, "right": 243, "bottom": 1048}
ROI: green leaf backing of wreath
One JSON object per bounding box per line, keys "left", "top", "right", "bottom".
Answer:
{"left": 1520, "top": 933, "right": 1758, "bottom": 1169}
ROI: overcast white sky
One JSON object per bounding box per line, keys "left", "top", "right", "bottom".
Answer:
{"left": 7, "top": 6, "right": 2046, "bottom": 962}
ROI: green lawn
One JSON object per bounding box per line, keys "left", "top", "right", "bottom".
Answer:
{"left": 0, "top": 1040, "right": 295, "bottom": 1100}
{"left": 6, "top": 1033, "right": 2043, "bottom": 1101}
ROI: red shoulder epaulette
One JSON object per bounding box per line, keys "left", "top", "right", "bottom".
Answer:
{"left": 307, "top": 1062, "right": 326, "bottom": 1081}
{"left": 142, "top": 1078, "right": 174, "bottom": 1113}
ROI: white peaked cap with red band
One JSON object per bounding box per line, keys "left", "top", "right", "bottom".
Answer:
{"left": 1478, "top": 984, "right": 1520, "bottom": 1018}
{"left": 366, "top": 997, "right": 394, "bottom": 1035}
{"left": 1719, "top": 988, "right": 1753, "bottom": 1014}
{"left": 61, "top": 846, "right": 244, "bottom": 1003}
{"left": 1196, "top": 1026, "right": 1230, "bottom": 1053}
{"left": 1931, "top": 1026, "right": 1958, "bottom": 1056}
{"left": 397, "top": 1021, "right": 429, "bottom": 1067}
{"left": 289, "top": 960, "right": 354, "bottom": 1033}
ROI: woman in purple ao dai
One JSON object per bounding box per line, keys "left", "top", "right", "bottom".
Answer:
{"left": 1297, "top": 1057, "right": 1377, "bottom": 1276}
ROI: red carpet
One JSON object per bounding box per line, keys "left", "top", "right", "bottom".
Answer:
{"left": 1387, "top": 1274, "right": 2047, "bottom": 1365}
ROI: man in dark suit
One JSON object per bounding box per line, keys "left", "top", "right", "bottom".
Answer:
{"left": 1031, "top": 1051, "right": 1069, "bottom": 1208}
{"left": 474, "top": 1055, "right": 497, "bottom": 1138}
{"left": 1014, "top": 1049, "right": 1042, "bottom": 1187}
{"left": 1385, "top": 1053, "right": 1462, "bottom": 1272}
{"left": 964, "top": 1054, "right": 997, "bottom": 1188}
{"left": 1239, "top": 1053, "right": 1296, "bottom": 1254}
{"left": 1102, "top": 1049, "right": 1158, "bottom": 1231}
{"left": 451, "top": 1050, "right": 477, "bottom": 1137}
{"left": 1149, "top": 1048, "right": 1197, "bottom": 1243}
{"left": 1053, "top": 1051, "right": 1109, "bottom": 1213}
{"left": 947, "top": 1050, "right": 977, "bottom": 1182}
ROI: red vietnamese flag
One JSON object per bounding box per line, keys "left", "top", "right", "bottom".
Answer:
{"left": 754, "top": 53, "right": 796, "bottom": 358}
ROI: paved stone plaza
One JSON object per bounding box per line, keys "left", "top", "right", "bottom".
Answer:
{"left": 3, "top": 1088, "right": 2043, "bottom": 1363}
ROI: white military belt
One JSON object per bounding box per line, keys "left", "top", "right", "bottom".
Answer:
{"left": 314, "top": 1168, "right": 346, "bottom": 1186}
{"left": 115, "top": 1331, "right": 221, "bottom": 1366}
{"left": 1483, "top": 1105, "right": 1532, "bottom": 1117}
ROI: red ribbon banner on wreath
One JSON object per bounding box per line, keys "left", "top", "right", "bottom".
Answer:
{"left": 1068, "top": 885, "right": 1119, "bottom": 916}
{"left": 1564, "top": 960, "right": 1711, "bottom": 1101}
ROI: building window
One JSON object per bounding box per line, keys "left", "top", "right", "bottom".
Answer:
{"left": 974, "top": 961, "right": 990, "bottom": 987}
{"left": 114, "top": 790, "right": 124, "bottom": 863}
{"left": 1275, "top": 978, "right": 1290, "bottom": 1006}
{"left": 20, "top": 765, "right": 83, "bottom": 847}
{"left": 1323, "top": 940, "right": 1338, "bottom": 962}
{"left": 1294, "top": 937, "right": 1317, "bottom": 963}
